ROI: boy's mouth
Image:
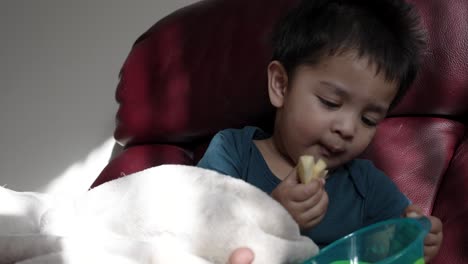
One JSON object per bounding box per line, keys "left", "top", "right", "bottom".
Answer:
{"left": 319, "top": 143, "right": 345, "bottom": 158}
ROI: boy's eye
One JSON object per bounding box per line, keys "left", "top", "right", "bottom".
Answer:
{"left": 318, "top": 97, "right": 340, "bottom": 108}
{"left": 362, "top": 116, "right": 378, "bottom": 127}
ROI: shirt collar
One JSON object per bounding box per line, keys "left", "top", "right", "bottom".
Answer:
{"left": 334, "top": 160, "right": 368, "bottom": 198}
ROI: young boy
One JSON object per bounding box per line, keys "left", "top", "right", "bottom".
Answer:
{"left": 198, "top": 0, "right": 442, "bottom": 262}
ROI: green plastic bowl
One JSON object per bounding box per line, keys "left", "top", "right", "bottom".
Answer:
{"left": 303, "top": 217, "right": 431, "bottom": 264}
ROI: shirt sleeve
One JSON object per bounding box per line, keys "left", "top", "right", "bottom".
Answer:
{"left": 196, "top": 130, "right": 244, "bottom": 178}
{"left": 363, "top": 161, "right": 410, "bottom": 225}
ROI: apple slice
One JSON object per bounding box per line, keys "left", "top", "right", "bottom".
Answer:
{"left": 297, "top": 155, "right": 328, "bottom": 184}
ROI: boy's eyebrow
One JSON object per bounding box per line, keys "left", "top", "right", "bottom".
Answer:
{"left": 320, "top": 81, "right": 349, "bottom": 98}
{"left": 319, "top": 81, "right": 387, "bottom": 114}
{"left": 366, "top": 104, "right": 387, "bottom": 114}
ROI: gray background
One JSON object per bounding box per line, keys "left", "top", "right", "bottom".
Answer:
{"left": 0, "top": 0, "right": 198, "bottom": 194}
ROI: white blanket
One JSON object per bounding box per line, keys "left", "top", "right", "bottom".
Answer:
{"left": 0, "top": 165, "right": 318, "bottom": 263}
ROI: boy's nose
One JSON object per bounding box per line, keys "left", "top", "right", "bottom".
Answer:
{"left": 331, "top": 115, "right": 356, "bottom": 140}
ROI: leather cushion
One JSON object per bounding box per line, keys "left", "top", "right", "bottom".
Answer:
{"left": 113, "top": 0, "right": 299, "bottom": 147}
{"left": 432, "top": 135, "right": 468, "bottom": 221}
{"left": 431, "top": 134, "right": 468, "bottom": 263}
{"left": 390, "top": 0, "right": 468, "bottom": 116}
{"left": 361, "top": 117, "right": 465, "bottom": 214}
{"left": 91, "top": 144, "right": 193, "bottom": 188}
{"left": 432, "top": 210, "right": 468, "bottom": 263}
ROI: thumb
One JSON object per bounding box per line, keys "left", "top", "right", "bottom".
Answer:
{"left": 283, "top": 167, "right": 299, "bottom": 184}
{"left": 404, "top": 204, "right": 424, "bottom": 218}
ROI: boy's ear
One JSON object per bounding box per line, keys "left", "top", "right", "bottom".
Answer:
{"left": 267, "top": 61, "right": 289, "bottom": 108}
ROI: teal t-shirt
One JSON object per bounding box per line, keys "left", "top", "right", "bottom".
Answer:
{"left": 197, "top": 126, "right": 410, "bottom": 248}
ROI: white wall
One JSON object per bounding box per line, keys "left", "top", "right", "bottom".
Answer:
{"left": 0, "top": 0, "right": 198, "bottom": 193}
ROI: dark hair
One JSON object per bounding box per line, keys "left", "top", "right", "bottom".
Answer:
{"left": 271, "top": 0, "right": 426, "bottom": 109}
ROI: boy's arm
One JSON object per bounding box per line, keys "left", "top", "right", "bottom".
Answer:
{"left": 362, "top": 161, "right": 410, "bottom": 224}
{"left": 364, "top": 162, "right": 443, "bottom": 262}
{"left": 197, "top": 131, "right": 243, "bottom": 178}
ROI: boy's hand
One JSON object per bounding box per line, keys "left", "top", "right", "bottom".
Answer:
{"left": 271, "top": 169, "right": 328, "bottom": 230}
{"left": 405, "top": 205, "right": 443, "bottom": 263}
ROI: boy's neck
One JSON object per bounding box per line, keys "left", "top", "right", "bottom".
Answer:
{"left": 253, "top": 137, "right": 295, "bottom": 181}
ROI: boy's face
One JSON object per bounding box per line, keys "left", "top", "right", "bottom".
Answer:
{"left": 268, "top": 52, "right": 398, "bottom": 170}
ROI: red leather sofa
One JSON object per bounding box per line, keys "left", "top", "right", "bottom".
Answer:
{"left": 91, "top": 0, "right": 468, "bottom": 262}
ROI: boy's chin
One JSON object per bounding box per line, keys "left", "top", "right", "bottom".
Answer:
{"left": 322, "top": 156, "right": 352, "bottom": 170}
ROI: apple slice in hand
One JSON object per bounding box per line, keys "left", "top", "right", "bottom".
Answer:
{"left": 297, "top": 155, "right": 328, "bottom": 184}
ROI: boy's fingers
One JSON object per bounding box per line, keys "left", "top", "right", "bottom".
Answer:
{"left": 424, "top": 232, "right": 440, "bottom": 246}
{"left": 293, "top": 187, "right": 324, "bottom": 210}
{"left": 299, "top": 192, "right": 329, "bottom": 227}
{"left": 428, "top": 215, "right": 443, "bottom": 234}
{"left": 284, "top": 168, "right": 299, "bottom": 184}
{"left": 404, "top": 206, "right": 443, "bottom": 234}
{"left": 289, "top": 180, "right": 322, "bottom": 202}
{"left": 302, "top": 191, "right": 328, "bottom": 218}
{"left": 424, "top": 216, "right": 443, "bottom": 251}
{"left": 424, "top": 246, "right": 438, "bottom": 263}
{"left": 403, "top": 208, "right": 442, "bottom": 263}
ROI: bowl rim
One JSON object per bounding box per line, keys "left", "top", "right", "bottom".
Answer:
{"left": 312, "top": 217, "right": 431, "bottom": 263}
